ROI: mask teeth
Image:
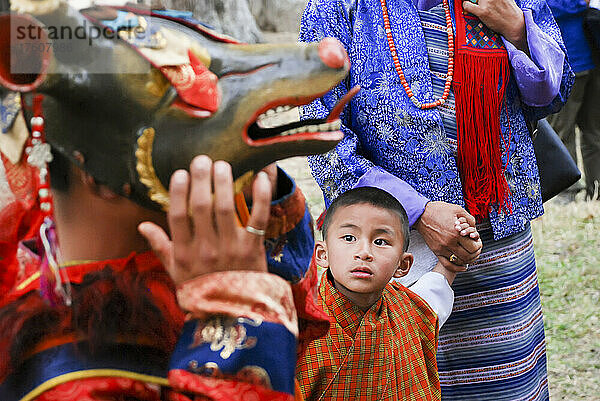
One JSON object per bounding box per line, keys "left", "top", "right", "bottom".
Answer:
{"left": 256, "top": 105, "right": 294, "bottom": 128}
{"left": 278, "top": 120, "right": 342, "bottom": 137}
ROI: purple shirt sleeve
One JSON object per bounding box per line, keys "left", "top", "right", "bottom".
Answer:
{"left": 354, "top": 167, "right": 430, "bottom": 227}
{"left": 502, "top": 9, "right": 565, "bottom": 107}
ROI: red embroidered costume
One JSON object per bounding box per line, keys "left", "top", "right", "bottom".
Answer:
{"left": 0, "top": 168, "right": 328, "bottom": 401}
{"left": 0, "top": 0, "right": 355, "bottom": 397}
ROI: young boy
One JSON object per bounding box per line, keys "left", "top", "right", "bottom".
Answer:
{"left": 296, "top": 186, "right": 476, "bottom": 401}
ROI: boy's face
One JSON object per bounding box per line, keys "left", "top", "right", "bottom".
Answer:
{"left": 315, "top": 203, "right": 413, "bottom": 310}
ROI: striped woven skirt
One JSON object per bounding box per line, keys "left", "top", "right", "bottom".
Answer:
{"left": 401, "top": 223, "right": 549, "bottom": 400}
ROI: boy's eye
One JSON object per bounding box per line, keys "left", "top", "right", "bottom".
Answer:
{"left": 342, "top": 235, "right": 355, "bottom": 242}
{"left": 374, "top": 238, "right": 390, "bottom": 246}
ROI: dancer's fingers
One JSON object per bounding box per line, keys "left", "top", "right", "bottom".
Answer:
{"left": 212, "top": 161, "right": 237, "bottom": 241}
{"left": 188, "top": 156, "right": 216, "bottom": 243}
{"left": 167, "top": 170, "right": 192, "bottom": 245}
{"left": 244, "top": 172, "right": 272, "bottom": 249}
{"left": 138, "top": 222, "right": 173, "bottom": 267}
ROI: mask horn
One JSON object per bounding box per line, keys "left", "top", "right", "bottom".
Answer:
{"left": 0, "top": 13, "right": 53, "bottom": 92}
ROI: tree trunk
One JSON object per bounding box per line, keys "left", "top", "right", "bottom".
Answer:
{"left": 249, "top": 0, "right": 307, "bottom": 33}
{"left": 159, "top": 0, "right": 263, "bottom": 43}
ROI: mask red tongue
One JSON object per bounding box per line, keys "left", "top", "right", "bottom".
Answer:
{"left": 160, "top": 49, "right": 221, "bottom": 114}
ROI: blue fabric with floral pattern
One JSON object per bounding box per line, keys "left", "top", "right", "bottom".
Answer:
{"left": 1, "top": 93, "right": 20, "bottom": 134}
{"left": 299, "top": 0, "right": 574, "bottom": 240}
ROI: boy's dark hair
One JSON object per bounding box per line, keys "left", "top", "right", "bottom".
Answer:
{"left": 322, "top": 187, "right": 410, "bottom": 251}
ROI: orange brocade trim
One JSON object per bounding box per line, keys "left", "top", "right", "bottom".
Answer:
{"left": 266, "top": 186, "right": 306, "bottom": 239}
{"left": 168, "top": 369, "right": 294, "bottom": 401}
{"left": 177, "top": 271, "right": 298, "bottom": 337}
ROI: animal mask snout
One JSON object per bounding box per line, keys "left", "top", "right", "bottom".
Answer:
{"left": 318, "top": 37, "right": 348, "bottom": 70}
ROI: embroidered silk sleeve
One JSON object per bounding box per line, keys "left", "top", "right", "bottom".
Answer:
{"left": 176, "top": 271, "right": 298, "bottom": 336}
{"left": 170, "top": 271, "right": 299, "bottom": 401}
{"left": 502, "top": 9, "right": 565, "bottom": 107}
{"left": 517, "top": 0, "right": 575, "bottom": 120}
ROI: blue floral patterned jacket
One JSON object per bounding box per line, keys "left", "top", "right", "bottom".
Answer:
{"left": 300, "top": 0, "right": 574, "bottom": 240}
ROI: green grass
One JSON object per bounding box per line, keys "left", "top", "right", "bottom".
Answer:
{"left": 532, "top": 200, "right": 600, "bottom": 400}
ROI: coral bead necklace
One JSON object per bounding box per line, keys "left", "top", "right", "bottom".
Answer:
{"left": 380, "top": 0, "right": 454, "bottom": 109}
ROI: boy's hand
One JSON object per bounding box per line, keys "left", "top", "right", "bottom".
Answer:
{"left": 451, "top": 216, "right": 483, "bottom": 264}
{"left": 138, "top": 155, "right": 272, "bottom": 286}
{"left": 455, "top": 216, "right": 480, "bottom": 241}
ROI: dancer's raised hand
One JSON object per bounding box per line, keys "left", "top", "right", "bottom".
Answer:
{"left": 138, "top": 155, "right": 272, "bottom": 286}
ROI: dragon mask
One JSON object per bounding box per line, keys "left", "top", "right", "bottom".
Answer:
{"left": 0, "top": 1, "right": 353, "bottom": 210}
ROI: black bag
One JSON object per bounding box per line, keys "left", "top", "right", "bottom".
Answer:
{"left": 532, "top": 119, "right": 581, "bottom": 202}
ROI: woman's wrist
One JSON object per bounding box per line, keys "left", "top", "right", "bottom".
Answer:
{"left": 502, "top": 10, "right": 529, "bottom": 54}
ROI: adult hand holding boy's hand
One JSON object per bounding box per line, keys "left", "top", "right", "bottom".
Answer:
{"left": 138, "top": 155, "right": 272, "bottom": 286}
{"left": 416, "top": 201, "right": 482, "bottom": 271}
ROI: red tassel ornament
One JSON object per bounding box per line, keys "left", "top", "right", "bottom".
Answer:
{"left": 452, "top": 3, "right": 512, "bottom": 220}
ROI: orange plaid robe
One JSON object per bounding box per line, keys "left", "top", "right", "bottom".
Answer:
{"left": 296, "top": 271, "right": 440, "bottom": 400}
